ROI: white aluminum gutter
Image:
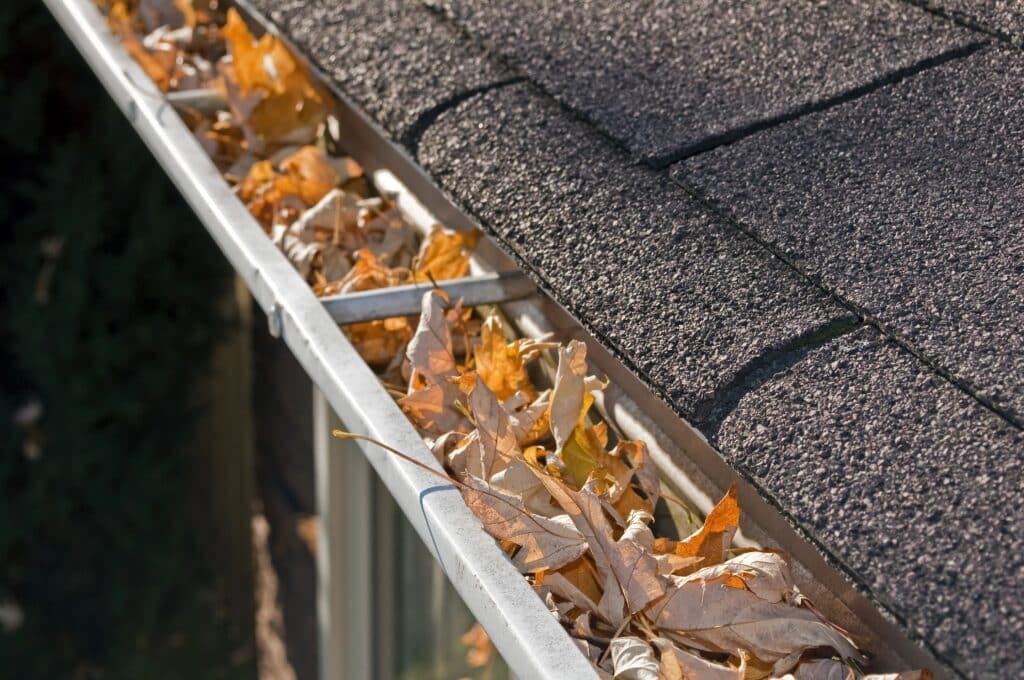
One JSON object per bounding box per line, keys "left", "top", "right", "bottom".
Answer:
{"left": 41, "top": 1, "right": 598, "bottom": 677}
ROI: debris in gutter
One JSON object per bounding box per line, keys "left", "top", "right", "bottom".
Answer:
{"left": 98, "top": 2, "right": 934, "bottom": 678}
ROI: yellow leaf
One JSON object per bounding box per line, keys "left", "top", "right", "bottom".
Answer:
{"left": 222, "top": 8, "right": 327, "bottom": 148}
{"left": 413, "top": 227, "right": 479, "bottom": 282}
{"left": 474, "top": 314, "right": 536, "bottom": 401}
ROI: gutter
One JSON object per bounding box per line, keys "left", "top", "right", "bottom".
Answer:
{"left": 44, "top": 0, "right": 955, "bottom": 676}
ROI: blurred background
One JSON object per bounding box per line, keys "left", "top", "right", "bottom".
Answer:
{"left": 0, "top": 3, "right": 502, "bottom": 679}
{"left": 0, "top": 0, "right": 253, "bottom": 676}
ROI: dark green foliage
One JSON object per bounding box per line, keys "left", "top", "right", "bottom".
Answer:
{"left": 0, "top": 1, "right": 247, "bottom": 676}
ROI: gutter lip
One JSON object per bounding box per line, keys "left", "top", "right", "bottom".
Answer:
{"left": 41, "top": 1, "right": 598, "bottom": 678}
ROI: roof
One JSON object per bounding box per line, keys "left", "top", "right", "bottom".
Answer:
{"left": 249, "top": 0, "right": 1024, "bottom": 675}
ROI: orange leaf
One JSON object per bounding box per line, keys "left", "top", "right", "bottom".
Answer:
{"left": 413, "top": 227, "right": 479, "bottom": 282}
{"left": 654, "top": 483, "right": 739, "bottom": 573}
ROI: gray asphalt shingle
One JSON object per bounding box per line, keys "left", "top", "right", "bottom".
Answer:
{"left": 245, "top": 0, "right": 512, "bottom": 139}
{"left": 416, "top": 83, "right": 852, "bottom": 422}
{"left": 717, "top": 326, "right": 1024, "bottom": 678}
{"left": 425, "top": 0, "right": 977, "bottom": 163}
{"left": 675, "top": 46, "right": 1024, "bottom": 427}
{"left": 915, "top": 0, "right": 1024, "bottom": 41}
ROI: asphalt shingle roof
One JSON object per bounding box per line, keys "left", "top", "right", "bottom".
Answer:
{"left": 249, "top": 0, "right": 1024, "bottom": 676}
{"left": 674, "top": 45, "right": 1024, "bottom": 426}
{"left": 250, "top": 0, "right": 512, "bottom": 140}
{"left": 416, "top": 84, "right": 853, "bottom": 422}
{"left": 716, "top": 327, "right": 1024, "bottom": 678}
{"left": 426, "top": 0, "right": 977, "bottom": 164}
{"left": 915, "top": 0, "right": 1024, "bottom": 41}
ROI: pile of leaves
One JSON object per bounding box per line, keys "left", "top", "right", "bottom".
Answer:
{"left": 343, "top": 293, "right": 927, "bottom": 680}
{"left": 103, "top": 0, "right": 479, "bottom": 361}
{"left": 102, "top": 3, "right": 931, "bottom": 678}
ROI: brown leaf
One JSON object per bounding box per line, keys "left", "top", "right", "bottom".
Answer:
{"left": 653, "top": 638, "right": 744, "bottom": 680}
{"left": 536, "top": 474, "right": 666, "bottom": 622}
{"left": 654, "top": 484, "right": 739, "bottom": 573}
{"left": 474, "top": 314, "right": 537, "bottom": 402}
{"left": 222, "top": 8, "right": 327, "bottom": 150}
{"left": 462, "top": 474, "right": 587, "bottom": 573}
{"left": 645, "top": 553, "right": 861, "bottom": 674}
{"left": 400, "top": 292, "right": 467, "bottom": 435}
{"left": 548, "top": 340, "right": 589, "bottom": 454}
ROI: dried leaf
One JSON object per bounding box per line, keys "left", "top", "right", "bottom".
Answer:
{"left": 461, "top": 622, "right": 494, "bottom": 669}
{"left": 549, "top": 340, "right": 589, "bottom": 454}
{"left": 222, "top": 8, "right": 327, "bottom": 150}
{"left": 474, "top": 314, "right": 537, "bottom": 402}
{"left": 413, "top": 227, "right": 479, "bottom": 282}
{"left": 653, "top": 638, "right": 744, "bottom": 680}
{"left": 654, "top": 484, "right": 739, "bottom": 573}
{"left": 400, "top": 293, "right": 467, "bottom": 435}
{"left": 462, "top": 474, "right": 587, "bottom": 573}
{"left": 608, "top": 637, "right": 659, "bottom": 680}
{"left": 537, "top": 474, "right": 666, "bottom": 622}
{"left": 646, "top": 554, "right": 861, "bottom": 673}
{"left": 786, "top": 658, "right": 854, "bottom": 680}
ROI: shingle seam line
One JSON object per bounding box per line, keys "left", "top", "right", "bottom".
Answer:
{"left": 400, "top": 76, "right": 527, "bottom": 159}
{"left": 899, "top": 0, "right": 1022, "bottom": 48}
{"left": 670, "top": 175, "right": 1024, "bottom": 433}
{"left": 647, "top": 40, "right": 989, "bottom": 168}
{"left": 695, "top": 317, "right": 864, "bottom": 444}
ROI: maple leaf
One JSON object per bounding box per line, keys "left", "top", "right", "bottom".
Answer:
{"left": 400, "top": 292, "right": 467, "bottom": 435}
{"left": 535, "top": 473, "right": 666, "bottom": 623}
{"left": 474, "top": 314, "right": 537, "bottom": 402}
{"left": 461, "top": 474, "right": 587, "bottom": 573}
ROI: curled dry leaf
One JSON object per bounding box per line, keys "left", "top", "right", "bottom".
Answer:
{"left": 474, "top": 314, "right": 538, "bottom": 402}
{"left": 608, "top": 637, "right": 659, "bottom": 680}
{"left": 400, "top": 293, "right": 468, "bottom": 435}
{"left": 222, "top": 8, "right": 327, "bottom": 150}
{"left": 646, "top": 551, "right": 861, "bottom": 675}
{"left": 536, "top": 474, "right": 665, "bottom": 623}
{"left": 462, "top": 474, "right": 587, "bottom": 573}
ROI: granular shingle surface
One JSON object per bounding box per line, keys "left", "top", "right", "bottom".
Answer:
{"left": 245, "top": 0, "right": 512, "bottom": 139}
{"left": 676, "top": 46, "right": 1024, "bottom": 426}
{"left": 716, "top": 327, "right": 1024, "bottom": 678}
{"left": 915, "top": 0, "right": 1024, "bottom": 41}
{"left": 425, "top": 0, "right": 975, "bottom": 162}
{"left": 417, "top": 84, "right": 852, "bottom": 422}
